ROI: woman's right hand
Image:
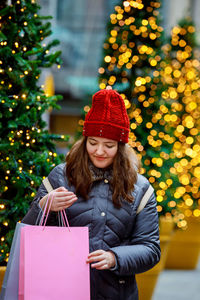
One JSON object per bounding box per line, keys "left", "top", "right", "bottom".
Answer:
{"left": 39, "top": 187, "right": 78, "bottom": 212}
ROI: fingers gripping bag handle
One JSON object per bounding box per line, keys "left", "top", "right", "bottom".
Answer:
{"left": 41, "top": 177, "right": 70, "bottom": 230}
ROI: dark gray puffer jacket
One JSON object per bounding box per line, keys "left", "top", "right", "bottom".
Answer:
{"left": 22, "top": 163, "right": 160, "bottom": 300}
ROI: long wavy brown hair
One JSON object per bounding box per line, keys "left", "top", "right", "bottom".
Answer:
{"left": 66, "top": 137, "right": 140, "bottom": 208}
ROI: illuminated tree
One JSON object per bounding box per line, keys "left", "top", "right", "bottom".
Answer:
{"left": 160, "top": 18, "right": 200, "bottom": 225}
{"left": 99, "top": 0, "right": 163, "bottom": 99}
{"left": 0, "top": 0, "right": 68, "bottom": 263}
{"left": 138, "top": 18, "right": 200, "bottom": 227}
{"left": 98, "top": 0, "right": 180, "bottom": 218}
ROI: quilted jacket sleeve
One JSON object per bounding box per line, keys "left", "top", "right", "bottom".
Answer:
{"left": 110, "top": 190, "right": 160, "bottom": 276}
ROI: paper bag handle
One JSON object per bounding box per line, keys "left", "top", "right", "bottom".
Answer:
{"left": 40, "top": 178, "right": 70, "bottom": 230}
{"left": 39, "top": 192, "right": 54, "bottom": 227}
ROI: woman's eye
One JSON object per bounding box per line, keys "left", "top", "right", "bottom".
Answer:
{"left": 106, "top": 145, "right": 114, "bottom": 148}
{"left": 89, "top": 142, "right": 96, "bottom": 146}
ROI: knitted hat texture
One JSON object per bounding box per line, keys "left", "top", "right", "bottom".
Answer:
{"left": 83, "top": 89, "right": 130, "bottom": 143}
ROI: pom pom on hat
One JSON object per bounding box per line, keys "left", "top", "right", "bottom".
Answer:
{"left": 83, "top": 89, "right": 130, "bottom": 143}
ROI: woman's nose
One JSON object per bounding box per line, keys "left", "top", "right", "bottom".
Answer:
{"left": 95, "top": 145, "right": 104, "bottom": 155}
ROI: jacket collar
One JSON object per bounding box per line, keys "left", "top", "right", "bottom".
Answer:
{"left": 89, "top": 162, "right": 113, "bottom": 182}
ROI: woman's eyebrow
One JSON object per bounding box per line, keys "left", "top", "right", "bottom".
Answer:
{"left": 104, "top": 142, "right": 115, "bottom": 145}
{"left": 88, "top": 138, "right": 115, "bottom": 144}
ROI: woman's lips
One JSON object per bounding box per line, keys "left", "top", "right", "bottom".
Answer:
{"left": 94, "top": 156, "right": 107, "bottom": 161}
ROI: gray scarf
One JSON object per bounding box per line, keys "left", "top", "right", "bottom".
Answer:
{"left": 89, "top": 162, "right": 113, "bottom": 182}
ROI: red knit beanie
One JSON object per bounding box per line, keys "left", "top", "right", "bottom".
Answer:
{"left": 83, "top": 89, "right": 130, "bottom": 143}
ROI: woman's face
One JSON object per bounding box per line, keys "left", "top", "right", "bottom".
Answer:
{"left": 86, "top": 136, "right": 118, "bottom": 168}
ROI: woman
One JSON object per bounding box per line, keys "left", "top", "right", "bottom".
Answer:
{"left": 22, "top": 89, "right": 160, "bottom": 300}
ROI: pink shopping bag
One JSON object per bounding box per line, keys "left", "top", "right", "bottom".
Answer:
{"left": 18, "top": 195, "right": 90, "bottom": 300}
{"left": 19, "top": 225, "right": 90, "bottom": 300}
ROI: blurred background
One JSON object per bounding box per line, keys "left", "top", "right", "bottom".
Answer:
{"left": 38, "top": 0, "right": 200, "bottom": 152}
{"left": 0, "top": 1, "right": 200, "bottom": 299}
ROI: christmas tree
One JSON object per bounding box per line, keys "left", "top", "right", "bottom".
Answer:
{"left": 0, "top": 0, "right": 68, "bottom": 263}
{"left": 98, "top": 0, "right": 181, "bottom": 218}
{"left": 99, "top": 0, "right": 163, "bottom": 98}
{"left": 160, "top": 18, "right": 200, "bottom": 226}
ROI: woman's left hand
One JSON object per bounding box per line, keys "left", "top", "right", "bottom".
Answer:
{"left": 87, "top": 250, "right": 116, "bottom": 270}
